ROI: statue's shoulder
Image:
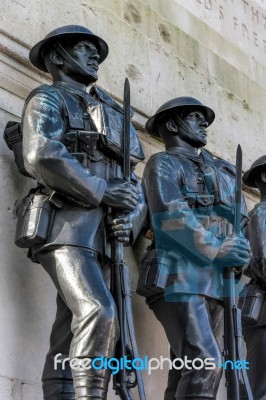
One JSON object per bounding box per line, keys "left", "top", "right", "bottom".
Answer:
{"left": 249, "top": 201, "right": 266, "bottom": 219}
{"left": 145, "top": 151, "right": 184, "bottom": 174}
{"left": 25, "top": 84, "right": 62, "bottom": 104}
{"left": 147, "top": 151, "right": 173, "bottom": 164}
{"left": 23, "top": 84, "right": 66, "bottom": 117}
{"left": 29, "top": 83, "right": 59, "bottom": 96}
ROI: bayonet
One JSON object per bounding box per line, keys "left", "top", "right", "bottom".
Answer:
{"left": 123, "top": 77, "right": 131, "bottom": 181}
{"left": 235, "top": 144, "right": 242, "bottom": 235}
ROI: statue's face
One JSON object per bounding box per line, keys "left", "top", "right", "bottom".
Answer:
{"left": 181, "top": 110, "right": 208, "bottom": 147}
{"left": 64, "top": 39, "right": 100, "bottom": 82}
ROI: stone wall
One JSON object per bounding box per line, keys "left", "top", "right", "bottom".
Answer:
{"left": 0, "top": 0, "right": 265, "bottom": 399}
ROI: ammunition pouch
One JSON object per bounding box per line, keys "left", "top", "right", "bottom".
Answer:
{"left": 15, "top": 191, "right": 63, "bottom": 248}
{"left": 136, "top": 248, "right": 181, "bottom": 297}
{"left": 63, "top": 130, "right": 121, "bottom": 180}
{"left": 201, "top": 215, "right": 234, "bottom": 239}
{"left": 239, "top": 283, "right": 266, "bottom": 325}
{"left": 186, "top": 194, "right": 214, "bottom": 216}
{"left": 63, "top": 130, "right": 100, "bottom": 165}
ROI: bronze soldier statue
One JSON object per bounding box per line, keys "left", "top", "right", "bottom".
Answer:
{"left": 8, "top": 25, "right": 147, "bottom": 399}
{"left": 137, "top": 97, "right": 250, "bottom": 400}
{"left": 240, "top": 156, "right": 266, "bottom": 400}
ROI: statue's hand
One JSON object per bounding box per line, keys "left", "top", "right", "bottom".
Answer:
{"left": 101, "top": 179, "right": 138, "bottom": 212}
{"left": 108, "top": 216, "right": 133, "bottom": 246}
{"left": 215, "top": 235, "right": 251, "bottom": 267}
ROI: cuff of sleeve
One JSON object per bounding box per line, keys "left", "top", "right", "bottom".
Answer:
{"left": 94, "top": 179, "right": 108, "bottom": 207}
{"left": 193, "top": 228, "right": 222, "bottom": 263}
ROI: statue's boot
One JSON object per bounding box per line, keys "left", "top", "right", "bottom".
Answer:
{"left": 72, "top": 362, "right": 111, "bottom": 400}
{"left": 42, "top": 381, "right": 75, "bottom": 399}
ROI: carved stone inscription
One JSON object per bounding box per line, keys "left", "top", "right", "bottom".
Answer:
{"left": 182, "top": 0, "right": 266, "bottom": 63}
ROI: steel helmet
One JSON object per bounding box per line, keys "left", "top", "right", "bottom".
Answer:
{"left": 145, "top": 96, "right": 215, "bottom": 137}
{"left": 243, "top": 155, "right": 266, "bottom": 188}
{"left": 29, "top": 25, "right": 109, "bottom": 72}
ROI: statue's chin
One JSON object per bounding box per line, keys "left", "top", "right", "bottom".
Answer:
{"left": 198, "top": 139, "right": 207, "bottom": 148}
{"left": 79, "top": 76, "right": 96, "bottom": 86}
{"left": 75, "top": 69, "right": 98, "bottom": 86}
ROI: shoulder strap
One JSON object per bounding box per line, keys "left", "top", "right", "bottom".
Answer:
{"left": 201, "top": 148, "right": 215, "bottom": 164}
{"left": 52, "top": 86, "right": 85, "bottom": 130}
{"left": 91, "top": 85, "right": 123, "bottom": 113}
{"left": 167, "top": 153, "right": 200, "bottom": 194}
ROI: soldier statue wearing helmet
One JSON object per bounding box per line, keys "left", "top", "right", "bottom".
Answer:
{"left": 239, "top": 156, "right": 266, "bottom": 400}
{"left": 137, "top": 97, "right": 250, "bottom": 399}
{"left": 19, "top": 25, "right": 147, "bottom": 399}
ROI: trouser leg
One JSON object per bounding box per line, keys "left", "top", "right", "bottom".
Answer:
{"left": 243, "top": 323, "right": 266, "bottom": 400}
{"left": 42, "top": 293, "right": 75, "bottom": 399}
{"left": 150, "top": 295, "right": 223, "bottom": 400}
{"left": 164, "top": 348, "right": 182, "bottom": 400}
{"left": 38, "top": 246, "right": 119, "bottom": 400}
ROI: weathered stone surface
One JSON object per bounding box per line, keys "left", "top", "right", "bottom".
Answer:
{"left": 0, "top": 376, "right": 13, "bottom": 400}
{"left": 0, "top": 376, "right": 42, "bottom": 400}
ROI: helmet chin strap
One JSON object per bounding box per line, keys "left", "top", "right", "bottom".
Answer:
{"left": 174, "top": 113, "right": 206, "bottom": 147}
{"left": 54, "top": 43, "right": 93, "bottom": 78}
